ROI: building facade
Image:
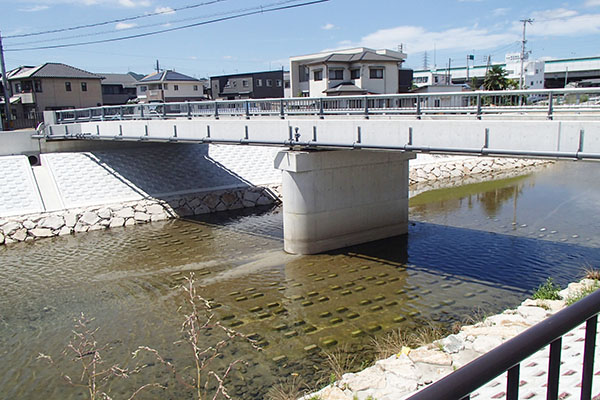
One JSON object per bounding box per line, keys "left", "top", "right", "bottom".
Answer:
{"left": 136, "top": 70, "right": 205, "bottom": 103}
{"left": 1, "top": 63, "right": 102, "bottom": 129}
{"left": 289, "top": 47, "right": 407, "bottom": 97}
{"left": 504, "top": 53, "right": 545, "bottom": 90}
{"left": 101, "top": 72, "right": 142, "bottom": 105}
{"left": 210, "top": 70, "right": 285, "bottom": 100}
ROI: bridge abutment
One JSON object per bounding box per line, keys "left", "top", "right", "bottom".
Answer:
{"left": 274, "top": 149, "right": 416, "bottom": 254}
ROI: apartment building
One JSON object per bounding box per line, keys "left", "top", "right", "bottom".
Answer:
{"left": 210, "top": 70, "right": 285, "bottom": 100}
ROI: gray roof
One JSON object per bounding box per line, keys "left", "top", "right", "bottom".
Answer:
{"left": 8, "top": 63, "right": 102, "bottom": 80}
{"left": 306, "top": 51, "right": 402, "bottom": 66}
{"left": 101, "top": 73, "right": 140, "bottom": 88}
{"left": 139, "top": 70, "right": 199, "bottom": 83}
{"left": 323, "top": 82, "right": 368, "bottom": 94}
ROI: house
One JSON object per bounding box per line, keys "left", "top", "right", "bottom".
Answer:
{"left": 135, "top": 70, "right": 205, "bottom": 103}
{"left": 289, "top": 47, "right": 407, "bottom": 97}
{"left": 1, "top": 62, "right": 103, "bottom": 128}
{"left": 101, "top": 72, "right": 142, "bottom": 105}
{"left": 210, "top": 70, "right": 285, "bottom": 100}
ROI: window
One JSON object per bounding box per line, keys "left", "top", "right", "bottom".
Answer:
{"left": 434, "top": 76, "right": 439, "bottom": 83}
{"left": 81, "top": 82, "right": 87, "bottom": 91}
{"left": 65, "top": 82, "right": 72, "bottom": 91}
{"left": 14, "top": 83, "right": 22, "bottom": 93}
{"left": 256, "top": 79, "right": 263, "bottom": 87}
{"left": 313, "top": 69, "right": 323, "bottom": 81}
{"left": 329, "top": 69, "right": 343, "bottom": 80}
{"left": 242, "top": 80, "right": 249, "bottom": 87}
{"left": 174, "top": 85, "right": 179, "bottom": 91}
{"left": 140, "top": 86, "right": 147, "bottom": 92}
{"left": 369, "top": 68, "right": 384, "bottom": 79}
{"left": 284, "top": 81, "right": 290, "bottom": 88}
{"left": 34, "top": 80, "right": 42, "bottom": 92}
{"left": 299, "top": 65, "right": 309, "bottom": 82}
{"left": 193, "top": 85, "right": 198, "bottom": 91}
{"left": 266, "top": 79, "right": 273, "bottom": 87}
{"left": 350, "top": 68, "right": 360, "bottom": 79}
{"left": 276, "top": 79, "right": 282, "bottom": 87}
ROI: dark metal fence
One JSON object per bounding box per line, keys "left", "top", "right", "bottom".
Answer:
{"left": 407, "top": 288, "right": 600, "bottom": 400}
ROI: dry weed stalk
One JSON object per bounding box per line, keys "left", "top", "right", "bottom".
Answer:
{"left": 38, "top": 313, "right": 163, "bottom": 400}
{"left": 135, "top": 273, "right": 260, "bottom": 400}
{"left": 322, "top": 344, "right": 359, "bottom": 381}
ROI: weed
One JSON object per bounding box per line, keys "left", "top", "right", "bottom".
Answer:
{"left": 565, "top": 281, "right": 600, "bottom": 306}
{"left": 369, "top": 329, "right": 412, "bottom": 359}
{"left": 532, "top": 278, "right": 561, "bottom": 300}
{"left": 322, "top": 344, "right": 359, "bottom": 381}
{"left": 583, "top": 266, "right": 600, "bottom": 281}
{"left": 412, "top": 321, "right": 445, "bottom": 347}
{"left": 265, "top": 375, "right": 309, "bottom": 400}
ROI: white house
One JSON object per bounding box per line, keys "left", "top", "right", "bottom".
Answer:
{"left": 136, "top": 70, "right": 206, "bottom": 103}
{"left": 289, "top": 47, "right": 407, "bottom": 97}
{"left": 504, "top": 53, "right": 545, "bottom": 90}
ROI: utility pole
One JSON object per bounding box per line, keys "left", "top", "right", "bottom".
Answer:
{"left": 519, "top": 18, "right": 533, "bottom": 90}
{"left": 447, "top": 58, "right": 452, "bottom": 84}
{"left": 0, "top": 31, "right": 12, "bottom": 128}
{"left": 155, "top": 59, "right": 160, "bottom": 73}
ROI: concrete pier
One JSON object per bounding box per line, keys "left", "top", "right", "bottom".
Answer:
{"left": 275, "top": 149, "right": 416, "bottom": 254}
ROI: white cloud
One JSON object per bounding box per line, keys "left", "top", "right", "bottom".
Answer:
{"left": 522, "top": 9, "right": 600, "bottom": 37}
{"left": 585, "top": 0, "right": 600, "bottom": 7}
{"left": 223, "top": 55, "right": 234, "bottom": 60}
{"left": 154, "top": 6, "right": 175, "bottom": 14}
{"left": 492, "top": 7, "right": 510, "bottom": 16}
{"left": 18, "top": 5, "right": 49, "bottom": 11}
{"left": 17, "top": 0, "right": 150, "bottom": 6}
{"left": 353, "top": 25, "right": 517, "bottom": 54}
{"left": 322, "top": 23, "right": 335, "bottom": 30}
{"left": 118, "top": 0, "right": 150, "bottom": 7}
{"left": 115, "top": 22, "right": 137, "bottom": 30}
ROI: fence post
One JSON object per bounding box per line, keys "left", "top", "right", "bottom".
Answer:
{"left": 547, "top": 92, "right": 554, "bottom": 120}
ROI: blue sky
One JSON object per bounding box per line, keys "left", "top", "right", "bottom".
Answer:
{"left": 1, "top": 0, "right": 600, "bottom": 78}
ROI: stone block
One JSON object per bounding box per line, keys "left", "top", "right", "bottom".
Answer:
{"left": 40, "top": 215, "right": 65, "bottom": 230}
{"left": 58, "top": 226, "right": 72, "bottom": 236}
{"left": 74, "top": 222, "right": 89, "bottom": 233}
{"left": 440, "top": 334, "right": 465, "bottom": 354}
{"left": 12, "top": 228, "right": 28, "bottom": 241}
{"left": 97, "top": 208, "right": 112, "bottom": 219}
{"left": 409, "top": 348, "right": 452, "bottom": 366}
{"left": 115, "top": 207, "right": 135, "bottom": 219}
{"left": 134, "top": 212, "right": 151, "bottom": 222}
{"left": 30, "top": 228, "right": 54, "bottom": 238}
{"left": 80, "top": 211, "right": 100, "bottom": 226}
{"left": 23, "top": 220, "right": 37, "bottom": 230}
{"left": 0, "top": 232, "right": 4, "bottom": 244}
{"left": 124, "top": 218, "right": 135, "bottom": 226}
{"left": 109, "top": 217, "right": 125, "bottom": 228}
{"left": 472, "top": 336, "right": 503, "bottom": 353}
{"left": 146, "top": 204, "right": 165, "bottom": 215}
{"left": 1, "top": 221, "right": 22, "bottom": 236}
{"left": 64, "top": 212, "right": 78, "bottom": 228}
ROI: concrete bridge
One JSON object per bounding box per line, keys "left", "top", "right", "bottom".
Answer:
{"left": 40, "top": 88, "right": 600, "bottom": 254}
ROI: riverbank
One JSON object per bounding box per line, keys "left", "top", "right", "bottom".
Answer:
{"left": 303, "top": 278, "right": 600, "bottom": 400}
{"left": 0, "top": 145, "right": 553, "bottom": 246}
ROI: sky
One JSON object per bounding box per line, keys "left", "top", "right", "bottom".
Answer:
{"left": 1, "top": 0, "right": 600, "bottom": 78}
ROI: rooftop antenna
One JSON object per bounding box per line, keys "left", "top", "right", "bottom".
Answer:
{"left": 155, "top": 59, "right": 160, "bottom": 73}
{"left": 433, "top": 43, "right": 437, "bottom": 71}
{"left": 519, "top": 18, "right": 533, "bottom": 90}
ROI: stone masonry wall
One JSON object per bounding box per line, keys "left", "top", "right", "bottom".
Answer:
{"left": 0, "top": 185, "right": 281, "bottom": 246}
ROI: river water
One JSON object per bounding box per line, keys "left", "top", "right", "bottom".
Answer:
{"left": 1, "top": 161, "right": 599, "bottom": 399}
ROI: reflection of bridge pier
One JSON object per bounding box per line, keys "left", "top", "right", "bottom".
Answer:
{"left": 275, "top": 149, "right": 415, "bottom": 254}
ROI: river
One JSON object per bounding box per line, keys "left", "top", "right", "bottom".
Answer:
{"left": 1, "top": 160, "right": 599, "bottom": 399}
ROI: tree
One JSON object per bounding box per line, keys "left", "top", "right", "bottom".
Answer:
{"left": 483, "top": 65, "right": 509, "bottom": 90}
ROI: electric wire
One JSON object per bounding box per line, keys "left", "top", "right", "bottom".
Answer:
{"left": 7, "top": 0, "right": 307, "bottom": 47}
{"left": 5, "top": 0, "right": 329, "bottom": 52}
{"left": 3, "top": 0, "right": 229, "bottom": 39}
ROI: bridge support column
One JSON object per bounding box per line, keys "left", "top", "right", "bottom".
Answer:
{"left": 274, "top": 150, "right": 416, "bottom": 254}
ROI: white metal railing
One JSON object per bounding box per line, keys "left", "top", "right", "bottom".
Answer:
{"left": 50, "top": 88, "right": 600, "bottom": 125}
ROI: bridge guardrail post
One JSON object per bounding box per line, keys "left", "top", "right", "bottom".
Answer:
{"left": 364, "top": 96, "right": 369, "bottom": 119}
{"left": 548, "top": 92, "right": 554, "bottom": 120}
{"left": 88, "top": 108, "right": 93, "bottom": 122}
{"left": 476, "top": 93, "right": 482, "bottom": 120}
{"left": 245, "top": 100, "right": 250, "bottom": 119}
{"left": 119, "top": 106, "right": 124, "bottom": 120}
{"left": 140, "top": 104, "right": 144, "bottom": 119}
{"left": 214, "top": 102, "right": 219, "bottom": 119}
{"left": 187, "top": 102, "right": 192, "bottom": 119}
{"left": 416, "top": 95, "right": 421, "bottom": 119}
{"left": 100, "top": 107, "right": 105, "bottom": 121}
{"left": 162, "top": 104, "right": 167, "bottom": 119}
{"left": 280, "top": 99, "right": 285, "bottom": 119}
{"left": 319, "top": 99, "right": 324, "bottom": 119}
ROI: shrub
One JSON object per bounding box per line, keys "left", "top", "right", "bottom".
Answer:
{"left": 532, "top": 278, "right": 561, "bottom": 300}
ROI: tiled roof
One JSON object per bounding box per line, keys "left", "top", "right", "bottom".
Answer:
{"left": 306, "top": 51, "right": 402, "bottom": 66}
{"left": 100, "top": 73, "right": 140, "bottom": 87}
{"left": 323, "top": 82, "right": 368, "bottom": 94}
{"left": 8, "top": 63, "right": 102, "bottom": 80}
{"left": 138, "top": 70, "right": 200, "bottom": 83}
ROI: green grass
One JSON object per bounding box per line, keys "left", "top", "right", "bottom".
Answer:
{"left": 532, "top": 278, "right": 561, "bottom": 300}
{"left": 565, "top": 281, "right": 600, "bottom": 306}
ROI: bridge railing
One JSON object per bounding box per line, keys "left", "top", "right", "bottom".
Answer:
{"left": 51, "top": 88, "right": 600, "bottom": 124}
{"left": 407, "top": 288, "right": 600, "bottom": 400}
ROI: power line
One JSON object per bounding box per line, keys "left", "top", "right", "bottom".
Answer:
{"left": 5, "top": 0, "right": 329, "bottom": 52}
{"left": 3, "top": 0, "right": 229, "bottom": 39}
{"left": 8, "top": 0, "right": 304, "bottom": 47}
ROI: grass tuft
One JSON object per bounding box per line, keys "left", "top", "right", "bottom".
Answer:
{"left": 532, "top": 277, "right": 561, "bottom": 300}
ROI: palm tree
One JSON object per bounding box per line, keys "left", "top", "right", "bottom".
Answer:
{"left": 483, "top": 65, "right": 509, "bottom": 90}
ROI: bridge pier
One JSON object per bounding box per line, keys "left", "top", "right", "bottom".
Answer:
{"left": 274, "top": 149, "right": 416, "bottom": 254}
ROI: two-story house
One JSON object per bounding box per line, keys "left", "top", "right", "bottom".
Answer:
{"left": 135, "top": 70, "right": 206, "bottom": 103}
{"left": 101, "top": 72, "right": 143, "bottom": 105}
{"left": 289, "top": 47, "right": 407, "bottom": 97}
{"left": 2, "top": 63, "right": 103, "bottom": 128}
{"left": 210, "top": 70, "right": 285, "bottom": 100}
